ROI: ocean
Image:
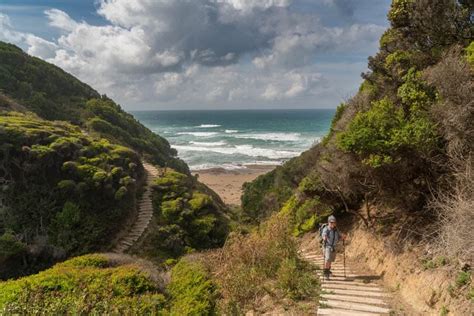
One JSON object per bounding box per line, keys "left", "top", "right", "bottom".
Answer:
{"left": 131, "top": 109, "right": 335, "bottom": 171}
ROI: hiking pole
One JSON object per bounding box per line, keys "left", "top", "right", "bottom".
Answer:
{"left": 343, "top": 239, "right": 346, "bottom": 278}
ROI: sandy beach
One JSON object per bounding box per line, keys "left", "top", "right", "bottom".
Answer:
{"left": 193, "top": 165, "right": 277, "bottom": 206}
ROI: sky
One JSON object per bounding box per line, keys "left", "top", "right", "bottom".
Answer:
{"left": 0, "top": 0, "right": 392, "bottom": 110}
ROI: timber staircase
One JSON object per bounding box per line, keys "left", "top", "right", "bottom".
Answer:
{"left": 113, "top": 162, "right": 158, "bottom": 253}
{"left": 302, "top": 250, "right": 393, "bottom": 316}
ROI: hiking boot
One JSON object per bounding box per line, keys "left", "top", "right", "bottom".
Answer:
{"left": 323, "top": 269, "right": 330, "bottom": 280}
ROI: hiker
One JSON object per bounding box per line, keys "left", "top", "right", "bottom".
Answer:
{"left": 321, "top": 215, "right": 346, "bottom": 278}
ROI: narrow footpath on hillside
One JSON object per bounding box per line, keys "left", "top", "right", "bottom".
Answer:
{"left": 301, "top": 248, "right": 394, "bottom": 316}
{"left": 113, "top": 162, "right": 158, "bottom": 253}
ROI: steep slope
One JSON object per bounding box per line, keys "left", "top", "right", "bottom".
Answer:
{"left": 0, "top": 113, "right": 144, "bottom": 278}
{"left": 242, "top": 0, "right": 473, "bottom": 313}
{"left": 242, "top": 0, "right": 473, "bottom": 237}
{"left": 131, "top": 167, "right": 229, "bottom": 262}
{"left": 0, "top": 42, "right": 230, "bottom": 278}
{"left": 0, "top": 41, "right": 187, "bottom": 173}
{"left": 113, "top": 162, "right": 158, "bottom": 253}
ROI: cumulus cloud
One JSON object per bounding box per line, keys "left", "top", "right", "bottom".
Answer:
{"left": 1, "top": 0, "right": 388, "bottom": 109}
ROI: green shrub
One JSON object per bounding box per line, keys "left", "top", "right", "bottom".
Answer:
{"left": 189, "top": 193, "right": 212, "bottom": 210}
{"left": 168, "top": 260, "right": 217, "bottom": 315}
{"left": 0, "top": 232, "right": 27, "bottom": 264}
{"left": 0, "top": 113, "right": 143, "bottom": 275}
{"left": 276, "top": 258, "right": 319, "bottom": 300}
{"left": 0, "top": 254, "right": 166, "bottom": 314}
{"left": 466, "top": 41, "right": 474, "bottom": 66}
{"left": 455, "top": 271, "right": 471, "bottom": 288}
{"left": 56, "top": 254, "right": 109, "bottom": 268}
{"left": 136, "top": 168, "right": 228, "bottom": 261}
{"left": 208, "top": 212, "right": 319, "bottom": 312}
{"left": 114, "top": 186, "right": 128, "bottom": 200}
{"left": 337, "top": 96, "right": 439, "bottom": 167}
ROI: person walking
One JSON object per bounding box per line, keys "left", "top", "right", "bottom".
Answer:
{"left": 321, "top": 215, "right": 345, "bottom": 279}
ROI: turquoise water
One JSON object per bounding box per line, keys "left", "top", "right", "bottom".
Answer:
{"left": 131, "top": 109, "right": 335, "bottom": 170}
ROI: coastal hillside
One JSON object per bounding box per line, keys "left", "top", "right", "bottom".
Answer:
{"left": 242, "top": 0, "right": 473, "bottom": 313}
{"left": 0, "top": 41, "right": 229, "bottom": 279}
{"left": 0, "top": 41, "right": 187, "bottom": 173}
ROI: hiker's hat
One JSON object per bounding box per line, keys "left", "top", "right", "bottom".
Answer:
{"left": 328, "top": 215, "right": 336, "bottom": 223}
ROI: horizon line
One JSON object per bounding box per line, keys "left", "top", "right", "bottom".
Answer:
{"left": 128, "top": 107, "right": 337, "bottom": 112}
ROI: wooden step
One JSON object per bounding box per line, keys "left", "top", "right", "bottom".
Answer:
{"left": 317, "top": 307, "right": 384, "bottom": 316}
{"left": 322, "top": 294, "right": 388, "bottom": 306}
{"left": 322, "top": 299, "right": 391, "bottom": 314}
{"left": 322, "top": 284, "right": 384, "bottom": 292}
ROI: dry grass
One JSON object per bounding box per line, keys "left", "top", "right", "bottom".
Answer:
{"left": 430, "top": 155, "right": 473, "bottom": 264}
{"left": 424, "top": 47, "right": 474, "bottom": 156}
{"left": 204, "top": 212, "right": 318, "bottom": 313}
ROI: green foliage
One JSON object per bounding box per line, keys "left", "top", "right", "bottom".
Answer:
{"left": 455, "top": 271, "right": 471, "bottom": 288}
{"left": 0, "top": 254, "right": 167, "bottom": 315}
{"left": 56, "top": 254, "right": 109, "bottom": 268}
{"left": 322, "top": 103, "right": 346, "bottom": 145}
{"left": 439, "top": 305, "right": 449, "bottom": 316}
{"left": 0, "top": 42, "right": 98, "bottom": 122}
{"left": 0, "top": 232, "right": 27, "bottom": 264}
{"left": 421, "top": 256, "right": 449, "bottom": 270}
{"left": 337, "top": 94, "right": 439, "bottom": 167}
{"left": 168, "top": 260, "right": 217, "bottom": 315}
{"left": 0, "top": 41, "right": 187, "bottom": 173}
{"left": 0, "top": 113, "right": 142, "bottom": 275}
{"left": 209, "top": 212, "right": 319, "bottom": 312}
{"left": 398, "top": 68, "right": 436, "bottom": 113}
{"left": 388, "top": 0, "right": 413, "bottom": 28}
{"left": 276, "top": 258, "right": 319, "bottom": 300}
{"left": 136, "top": 169, "right": 229, "bottom": 261}
{"left": 466, "top": 41, "right": 474, "bottom": 66}
{"left": 281, "top": 196, "right": 331, "bottom": 237}
{"left": 85, "top": 98, "right": 188, "bottom": 173}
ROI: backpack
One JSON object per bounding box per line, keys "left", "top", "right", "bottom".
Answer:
{"left": 318, "top": 223, "right": 339, "bottom": 247}
{"left": 318, "top": 223, "right": 328, "bottom": 245}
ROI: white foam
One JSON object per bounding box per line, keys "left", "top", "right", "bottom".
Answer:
{"left": 225, "top": 129, "right": 238, "bottom": 133}
{"left": 190, "top": 163, "right": 247, "bottom": 171}
{"left": 173, "top": 144, "right": 299, "bottom": 159}
{"left": 233, "top": 132, "right": 301, "bottom": 142}
{"left": 189, "top": 140, "right": 227, "bottom": 146}
{"left": 176, "top": 132, "right": 218, "bottom": 137}
{"left": 196, "top": 124, "right": 221, "bottom": 128}
{"left": 243, "top": 160, "right": 283, "bottom": 166}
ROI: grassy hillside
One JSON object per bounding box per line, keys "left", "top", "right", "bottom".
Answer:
{"left": 0, "top": 253, "right": 217, "bottom": 315}
{"left": 0, "top": 112, "right": 144, "bottom": 277}
{"left": 0, "top": 41, "right": 187, "bottom": 173}
{"left": 132, "top": 168, "right": 230, "bottom": 261}
{"left": 0, "top": 42, "right": 230, "bottom": 279}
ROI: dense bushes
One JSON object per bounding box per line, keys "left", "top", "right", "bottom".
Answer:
{"left": 0, "top": 42, "right": 98, "bottom": 122}
{"left": 0, "top": 254, "right": 220, "bottom": 315}
{"left": 0, "top": 113, "right": 143, "bottom": 277}
{"left": 0, "top": 254, "right": 167, "bottom": 315}
{"left": 168, "top": 260, "right": 217, "bottom": 315}
{"left": 0, "top": 41, "right": 188, "bottom": 174}
{"left": 134, "top": 168, "right": 229, "bottom": 261}
{"left": 241, "top": 145, "right": 323, "bottom": 223}
{"left": 242, "top": 0, "right": 473, "bottom": 224}
{"left": 206, "top": 212, "right": 319, "bottom": 313}
{"left": 85, "top": 98, "right": 188, "bottom": 173}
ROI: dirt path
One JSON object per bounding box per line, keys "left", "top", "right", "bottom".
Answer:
{"left": 112, "top": 162, "right": 158, "bottom": 253}
{"left": 301, "top": 248, "right": 394, "bottom": 316}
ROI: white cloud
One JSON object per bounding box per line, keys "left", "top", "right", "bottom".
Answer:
{"left": 45, "top": 9, "right": 78, "bottom": 32}
{"left": 0, "top": 0, "right": 387, "bottom": 109}
{"left": 216, "top": 0, "right": 291, "bottom": 10}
